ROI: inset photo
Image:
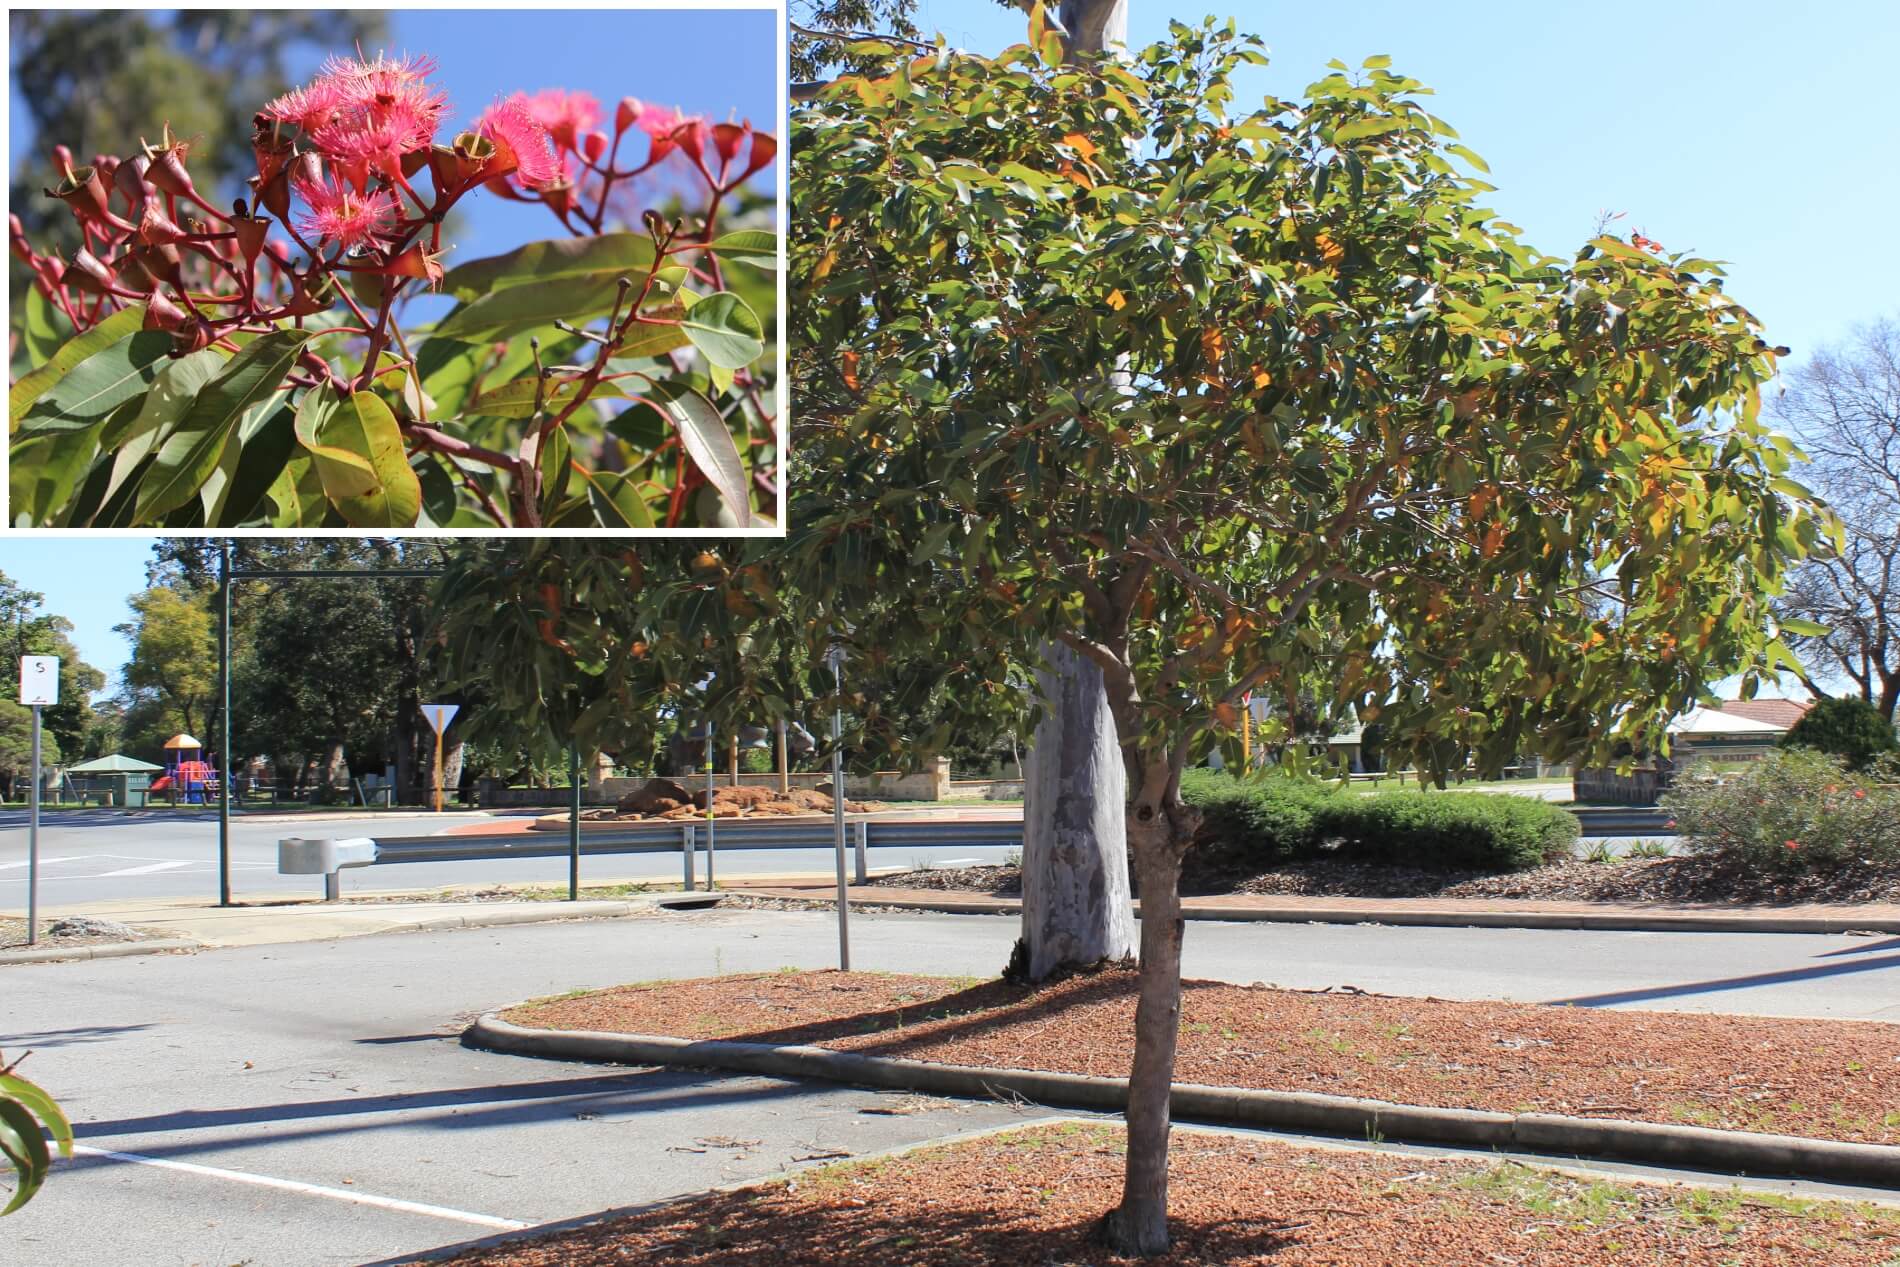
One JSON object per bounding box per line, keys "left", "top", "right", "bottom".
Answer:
{"left": 7, "top": 7, "right": 782, "bottom": 530}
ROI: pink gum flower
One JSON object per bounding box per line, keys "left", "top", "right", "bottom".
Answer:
{"left": 291, "top": 170, "right": 397, "bottom": 250}
{"left": 521, "top": 89, "right": 601, "bottom": 152}
{"left": 474, "top": 97, "right": 560, "bottom": 190}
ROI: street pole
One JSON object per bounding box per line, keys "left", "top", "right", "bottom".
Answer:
{"left": 704, "top": 721, "right": 716, "bottom": 889}
{"left": 568, "top": 744, "right": 580, "bottom": 901}
{"left": 217, "top": 540, "right": 233, "bottom": 907}
{"left": 433, "top": 728, "right": 445, "bottom": 813}
{"left": 830, "top": 648, "right": 850, "bottom": 971}
{"left": 27, "top": 703, "right": 41, "bottom": 947}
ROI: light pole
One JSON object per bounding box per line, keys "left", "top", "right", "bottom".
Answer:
{"left": 827, "top": 643, "right": 850, "bottom": 970}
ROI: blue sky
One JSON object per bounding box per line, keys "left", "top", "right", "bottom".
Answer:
{"left": 0, "top": 539, "right": 155, "bottom": 692}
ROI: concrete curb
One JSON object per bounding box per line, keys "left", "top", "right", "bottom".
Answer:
{"left": 377, "top": 902, "right": 649, "bottom": 936}
{"left": 739, "top": 890, "right": 1900, "bottom": 935}
{"left": 0, "top": 937, "right": 199, "bottom": 966}
{"left": 466, "top": 1013, "right": 1900, "bottom": 1189}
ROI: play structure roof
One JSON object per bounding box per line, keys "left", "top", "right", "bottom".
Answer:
{"left": 66, "top": 753, "right": 165, "bottom": 773}
{"left": 163, "top": 733, "right": 203, "bottom": 750}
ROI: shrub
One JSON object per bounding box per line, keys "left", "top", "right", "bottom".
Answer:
{"left": 1180, "top": 771, "right": 1577, "bottom": 872}
{"left": 1315, "top": 790, "right": 1578, "bottom": 870}
{"left": 1662, "top": 749, "right": 1900, "bottom": 870}
{"left": 1780, "top": 697, "right": 1899, "bottom": 770}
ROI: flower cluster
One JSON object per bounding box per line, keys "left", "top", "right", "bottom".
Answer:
{"left": 16, "top": 49, "right": 777, "bottom": 361}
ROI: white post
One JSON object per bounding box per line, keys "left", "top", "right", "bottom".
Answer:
{"left": 830, "top": 647, "right": 850, "bottom": 971}
{"left": 27, "top": 703, "right": 41, "bottom": 947}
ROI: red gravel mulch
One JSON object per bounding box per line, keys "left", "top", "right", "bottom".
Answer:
{"left": 409, "top": 1122, "right": 1900, "bottom": 1265}
{"left": 505, "top": 970, "right": 1900, "bottom": 1146}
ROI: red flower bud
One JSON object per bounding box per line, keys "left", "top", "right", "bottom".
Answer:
{"left": 283, "top": 271, "right": 339, "bottom": 317}
{"left": 172, "top": 317, "right": 216, "bottom": 357}
{"left": 540, "top": 180, "right": 575, "bottom": 217}
{"left": 51, "top": 144, "right": 74, "bottom": 179}
{"left": 744, "top": 130, "right": 777, "bottom": 179}
{"left": 145, "top": 147, "right": 195, "bottom": 198}
{"left": 45, "top": 165, "right": 113, "bottom": 222}
{"left": 711, "top": 122, "right": 747, "bottom": 163}
{"left": 143, "top": 287, "right": 191, "bottom": 332}
{"left": 583, "top": 131, "right": 607, "bottom": 164}
{"left": 64, "top": 248, "right": 118, "bottom": 296}
{"left": 114, "top": 154, "right": 153, "bottom": 212}
{"left": 138, "top": 201, "right": 188, "bottom": 246}
{"left": 401, "top": 146, "right": 429, "bottom": 180}
{"left": 264, "top": 238, "right": 293, "bottom": 266}
{"left": 615, "top": 97, "right": 641, "bottom": 134}
{"left": 128, "top": 242, "right": 185, "bottom": 289}
{"left": 436, "top": 134, "right": 495, "bottom": 193}
{"left": 116, "top": 250, "right": 159, "bottom": 292}
{"left": 383, "top": 244, "right": 445, "bottom": 289}
{"left": 9, "top": 214, "right": 30, "bottom": 264}
{"left": 253, "top": 166, "right": 292, "bottom": 221}
{"left": 232, "top": 212, "right": 271, "bottom": 264}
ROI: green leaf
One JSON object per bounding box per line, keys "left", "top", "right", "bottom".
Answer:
{"left": 293, "top": 388, "right": 379, "bottom": 500}
{"left": 537, "top": 423, "right": 573, "bottom": 522}
{"left": 266, "top": 453, "right": 330, "bottom": 527}
{"left": 0, "top": 1097, "right": 51, "bottom": 1215}
{"left": 680, "top": 291, "right": 765, "bottom": 370}
{"left": 212, "top": 402, "right": 299, "bottom": 524}
{"left": 20, "top": 287, "right": 71, "bottom": 368}
{"left": 1777, "top": 616, "right": 1829, "bottom": 638}
{"left": 1362, "top": 53, "right": 1393, "bottom": 69}
{"left": 137, "top": 328, "right": 319, "bottom": 520}
{"left": 707, "top": 229, "right": 778, "bottom": 270}
{"left": 583, "top": 468, "right": 657, "bottom": 528}
{"left": 9, "top": 304, "right": 146, "bottom": 428}
{"left": 466, "top": 375, "right": 631, "bottom": 420}
{"left": 13, "top": 325, "right": 172, "bottom": 437}
{"left": 658, "top": 383, "right": 752, "bottom": 527}
{"left": 433, "top": 275, "right": 679, "bottom": 344}
{"left": 294, "top": 388, "right": 421, "bottom": 527}
{"left": 90, "top": 348, "right": 228, "bottom": 523}
{"left": 0, "top": 1072, "right": 72, "bottom": 1157}
{"left": 439, "top": 232, "right": 658, "bottom": 302}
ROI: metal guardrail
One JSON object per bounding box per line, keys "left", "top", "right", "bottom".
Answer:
{"left": 282, "top": 804, "right": 1672, "bottom": 898}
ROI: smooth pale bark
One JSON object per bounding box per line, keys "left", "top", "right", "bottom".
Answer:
{"left": 1056, "top": 0, "right": 1129, "bottom": 59}
{"left": 1019, "top": 641, "right": 1136, "bottom": 980}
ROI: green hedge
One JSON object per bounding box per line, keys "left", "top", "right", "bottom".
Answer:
{"left": 1179, "top": 770, "right": 1578, "bottom": 872}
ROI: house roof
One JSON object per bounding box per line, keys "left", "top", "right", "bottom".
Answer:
{"left": 1668, "top": 706, "right": 1786, "bottom": 736}
{"left": 1709, "top": 698, "right": 1812, "bottom": 730}
{"left": 66, "top": 753, "right": 165, "bottom": 774}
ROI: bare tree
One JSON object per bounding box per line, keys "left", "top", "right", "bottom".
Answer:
{"left": 1772, "top": 319, "right": 1900, "bottom": 720}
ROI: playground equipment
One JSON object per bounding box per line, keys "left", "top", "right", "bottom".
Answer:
{"left": 150, "top": 733, "right": 220, "bottom": 804}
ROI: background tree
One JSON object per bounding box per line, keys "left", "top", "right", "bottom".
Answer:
{"left": 115, "top": 584, "right": 216, "bottom": 755}
{"left": 0, "top": 570, "right": 105, "bottom": 762}
{"left": 792, "top": 19, "right": 1826, "bottom": 1253}
{"left": 1770, "top": 318, "right": 1900, "bottom": 719}
{"left": 1780, "top": 695, "right": 1898, "bottom": 770}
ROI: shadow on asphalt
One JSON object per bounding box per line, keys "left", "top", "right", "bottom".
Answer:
{"left": 0, "top": 1023, "right": 155, "bottom": 1048}
{"left": 1542, "top": 950, "right": 1900, "bottom": 1008}
{"left": 67, "top": 1067, "right": 842, "bottom": 1153}
{"left": 1816, "top": 935, "right": 1900, "bottom": 958}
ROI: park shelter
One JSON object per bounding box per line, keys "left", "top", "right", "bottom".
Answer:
{"left": 1667, "top": 706, "right": 1787, "bottom": 761}
{"left": 65, "top": 753, "right": 163, "bottom": 807}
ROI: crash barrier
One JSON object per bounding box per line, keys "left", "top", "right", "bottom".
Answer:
{"left": 277, "top": 817, "right": 1028, "bottom": 899}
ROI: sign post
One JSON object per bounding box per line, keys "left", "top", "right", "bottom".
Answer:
{"left": 826, "top": 644, "right": 850, "bottom": 971}
{"left": 421, "top": 704, "right": 459, "bottom": 812}
{"left": 19, "top": 656, "right": 58, "bottom": 947}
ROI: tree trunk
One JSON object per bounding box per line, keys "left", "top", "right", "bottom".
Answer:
{"left": 1016, "top": 641, "right": 1136, "bottom": 980}
{"left": 320, "top": 741, "right": 347, "bottom": 803}
{"left": 1104, "top": 801, "right": 1188, "bottom": 1256}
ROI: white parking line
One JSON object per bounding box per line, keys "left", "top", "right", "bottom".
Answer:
{"left": 96, "top": 860, "right": 196, "bottom": 878}
{"left": 71, "top": 1144, "right": 531, "bottom": 1231}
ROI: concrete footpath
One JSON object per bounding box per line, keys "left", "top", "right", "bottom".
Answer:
{"left": 725, "top": 877, "right": 1900, "bottom": 935}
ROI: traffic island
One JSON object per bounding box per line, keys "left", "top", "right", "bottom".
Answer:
{"left": 395, "top": 1120, "right": 1900, "bottom": 1266}
{"left": 467, "top": 969, "right": 1900, "bottom": 1187}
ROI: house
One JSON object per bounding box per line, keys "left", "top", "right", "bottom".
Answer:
{"left": 1667, "top": 705, "right": 1789, "bottom": 762}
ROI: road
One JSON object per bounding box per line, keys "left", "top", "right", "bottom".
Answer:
{"left": 3, "top": 907, "right": 1896, "bottom": 1266}
{"left": 0, "top": 810, "right": 1023, "bottom": 909}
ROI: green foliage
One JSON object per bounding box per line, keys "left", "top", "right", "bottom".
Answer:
{"left": 1780, "top": 696, "right": 1898, "bottom": 770}
{"left": 1663, "top": 749, "right": 1900, "bottom": 870}
{"left": 1180, "top": 770, "right": 1576, "bottom": 871}
{"left": 116, "top": 585, "right": 217, "bottom": 750}
{"left": 789, "top": 20, "right": 1830, "bottom": 822}
{"left": 0, "top": 1050, "right": 72, "bottom": 1216}
{"left": 0, "top": 570, "right": 105, "bottom": 762}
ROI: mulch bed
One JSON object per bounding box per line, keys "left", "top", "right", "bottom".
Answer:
{"left": 411, "top": 1121, "right": 1900, "bottom": 1265}
{"left": 0, "top": 915, "right": 164, "bottom": 952}
{"left": 506, "top": 969, "right": 1900, "bottom": 1146}
{"left": 868, "top": 855, "right": 1900, "bottom": 905}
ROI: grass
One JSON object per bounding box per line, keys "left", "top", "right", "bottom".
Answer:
{"left": 1454, "top": 1162, "right": 1900, "bottom": 1235}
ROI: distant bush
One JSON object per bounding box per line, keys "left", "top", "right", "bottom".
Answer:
{"left": 1662, "top": 749, "right": 1900, "bottom": 870}
{"left": 1780, "top": 697, "right": 1898, "bottom": 770}
{"left": 1180, "top": 771, "right": 1577, "bottom": 872}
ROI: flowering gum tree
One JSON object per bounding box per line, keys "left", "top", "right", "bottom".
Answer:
{"left": 8, "top": 52, "right": 778, "bottom": 528}
{"left": 791, "top": 17, "right": 1831, "bottom": 1255}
